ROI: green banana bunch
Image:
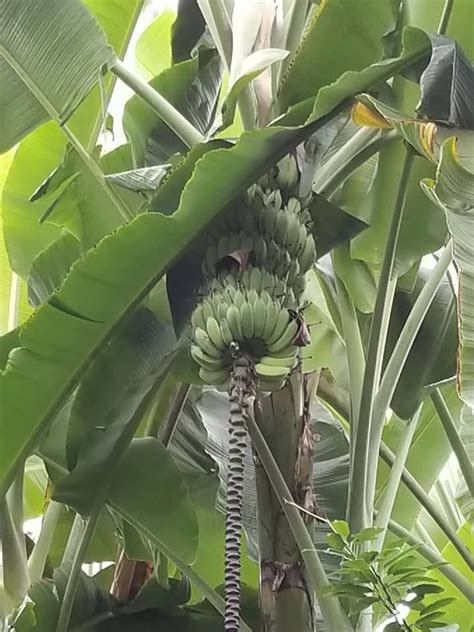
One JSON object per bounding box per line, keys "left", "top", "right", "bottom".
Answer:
{"left": 191, "top": 277, "right": 300, "bottom": 390}
{"left": 191, "top": 155, "right": 317, "bottom": 391}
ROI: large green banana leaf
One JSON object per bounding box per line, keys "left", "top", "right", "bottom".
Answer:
{"left": 277, "top": 0, "right": 399, "bottom": 115}
{"left": 0, "top": 0, "right": 114, "bottom": 153}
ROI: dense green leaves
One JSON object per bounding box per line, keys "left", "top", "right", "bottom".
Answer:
{"left": 2, "top": 0, "right": 143, "bottom": 277}
{"left": 0, "top": 121, "right": 329, "bottom": 497}
{"left": 124, "top": 53, "right": 222, "bottom": 166}
{"left": 0, "top": 0, "right": 114, "bottom": 152}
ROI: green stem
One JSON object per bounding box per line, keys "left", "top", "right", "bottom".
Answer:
{"left": 437, "top": 0, "right": 455, "bottom": 34}
{"left": 61, "top": 513, "right": 85, "bottom": 566}
{"left": 28, "top": 500, "right": 62, "bottom": 583}
{"left": 208, "top": 0, "right": 256, "bottom": 129}
{"left": 246, "top": 405, "right": 353, "bottom": 631}
{"left": 414, "top": 519, "right": 438, "bottom": 552}
{"left": 435, "top": 479, "right": 463, "bottom": 530}
{"left": 111, "top": 60, "right": 204, "bottom": 147}
{"left": 86, "top": 0, "right": 144, "bottom": 151}
{"left": 56, "top": 512, "right": 100, "bottom": 632}
{"left": 379, "top": 442, "right": 474, "bottom": 569}
{"left": 387, "top": 517, "right": 473, "bottom": 601}
{"left": 374, "top": 407, "right": 421, "bottom": 551}
{"left": 348, "top": 149, "right": 415, "bottom": 532}
{"left": 431, "top": 387, "right": 474, "bottom": 497}
{"left": 0, "top": 495, "right": 29, "bottom": 604}
{"left": 334, "top": 275, "right": 365, "bottom": 443}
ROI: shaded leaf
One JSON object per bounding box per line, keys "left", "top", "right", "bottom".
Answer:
{"left": 124, "top": 52, "right": 222, "bottom": 167}
{"left": 66, "top": 308, "right": 175, "bottom": 469}
{"left": 105, "top": 165, "right": 171, "bottom": 193}
{"left": 107, "top": 438, "right": 199, "bottom": 565}
{"left": 385, "top": 264, "right": 457, "bottom": 419}
{"left": 417, "top": 35, "right": 474, "bottom": 129}
{"left": 171, "top": 0, "right": 206, "bottom": 64}
{"left": 421, "top": 138, "right": 474, "bottom": 414}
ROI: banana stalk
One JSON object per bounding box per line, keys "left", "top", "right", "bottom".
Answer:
{"left": 225, "top": 353, "right": 257, "bottom": 632}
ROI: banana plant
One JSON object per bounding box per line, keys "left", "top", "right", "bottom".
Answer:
{"left": 0, "top": 0, "right": 472, "bottom": 631}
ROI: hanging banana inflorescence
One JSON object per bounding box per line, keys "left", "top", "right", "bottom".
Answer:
{"left": 189, "top": 154, "right": 316, "bottom": 631}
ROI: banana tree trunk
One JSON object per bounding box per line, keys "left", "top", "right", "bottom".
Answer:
{"left": 254, "top": 370, "right": 317, "bottom": 632}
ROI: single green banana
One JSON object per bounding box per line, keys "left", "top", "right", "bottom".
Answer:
{"left": 262, "top": 301, "right": 279, "bottom": 339}
{"left": 202, "top": 299, "right": 215, "bottom": 321}
{"left": 275, "top": 250, "right": 291, "bottom": 277}
{"left": 255, "top": 363, "right": 290, "bottom": 380}
{"left": 199, "top": 366, "right": 229, "bottom": 385}
{"left": 292, "top": 275, "right": 306, "bottom": 299}
{"left": 287, "top": 259, "right": 300, "bottom": 285}
{"left": 266, "top": 308, "right": 290, "bottom": 345}
{"left": 240, "top": 301, "right": 254, "bottom": 338}
{"left": 258, "top": 354, "right": 298, "bottom": 369}
{"left": 247, "top": 288, "right": 259, "bottom": 305}
{"left": 220, "top": 318, "right": 234, "bottom": 346}
{"left": 286, "top": 197, "right": 301, "bottom": 215}
{"left": 267, "top": 189, "right": 282, "bottom": 210}
{"left": 206, "top": 316, "right": 226, "bottom": 350}
{"left": 194, "top": 327, "right": 222, "bottom": 358}
{"left": 267, "top": 318, "right": 298, "bottom": 353}
{"left": 227, "top": 305, "right": 243, "bottom": 340}
{"left": 253, "top": 298, "right": 267, "bottom": 338}
{"left": 190, "top": 345, "right": 225, "bottom": 370}
{"left": 250, "top": 267, "right": 263, "bottom": 292}
{"left": 275, "top": 209, "right": 288, "bottom": 244}
{"left": 270, "top": 346, "right": 298, "bottom": 358}
{"left": 234, "top": 290, "right": 246, "bottom": 309}
{"left": 299, "top": 234, "right": 316, "bottom": 272}
{"left": 218, "top": 301, "right": 229, "bottom": 320}
{"left": 297, "top": 224, "right": 308, "bottom": 255}
{"left": 285, "top": 213, "right": 301, "bottom": 254}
